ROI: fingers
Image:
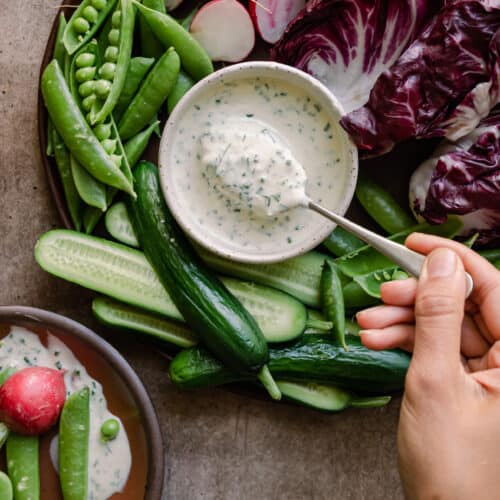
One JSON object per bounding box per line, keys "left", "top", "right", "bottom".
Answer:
{"left": 468, "top": 341, "right": 500, "bottom": 372}
{"left": 357, "top": 305, "right": 414, "bottom": 329}
{"left": 412, "top": 248, "right": 466, "bottom": 375}
{"left": 359, "top": 325, "right": 414, "bottom": 351}
{"left": 471, "top": 368, "right": 500, "bottom": 394}
{"left": 380, "top": 278, "right": 417, "bottom": 306}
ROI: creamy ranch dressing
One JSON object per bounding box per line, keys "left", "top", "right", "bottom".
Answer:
{"left": 0, "top": 327, "right": 131, "bottom": 500}
{"left": 170, "top": 76, "right": 347, "bottom": 253}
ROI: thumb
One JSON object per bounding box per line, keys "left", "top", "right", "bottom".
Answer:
{"left": 412, "top": 248, "right": 466, "bottom": 376}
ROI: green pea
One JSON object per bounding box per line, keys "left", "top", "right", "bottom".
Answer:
{"left": 75, "top": 52, "right": 96, "bottom": 68}
{"left": 111, "top": 10, "right": 122, "bottom": 28}
{"left": 100, "top": 418, "right": 120, "bottom": 442}
{"left": 82, "top": 5, "right": 99, "bottom": 23}
{"left": 73, "top": 17, "right": 90, "bottom": 34}
{"left": 75, "top": 66, "right": 96, "bottom": 83}
{"left": 108, "top": 29, "right": 120, "bottom": 46}
{"left": 93, "top": 123, "right": 112, "bottom": 141}
{"left": 110, "top": 154, "right": 122, "bottom": 167}
{"left": 82, "top": 94, "right": 96, "bottom": 112}
{"left": 99, "top": 62, "right": 116, "bottom": 81}
{"left": 101, "top": 139, "right": 117, "bottom": 155}
{"left": 91, "top": 0, "right": 107, "bottom": 9}
{"left": 104, "top": 46, "right": 119, "bottom": 63}
{"left": 95, "top": 79, "right": 112, "bottom": 97}
{"left": 79, "top": 80, "right": 96, "bottom": 98}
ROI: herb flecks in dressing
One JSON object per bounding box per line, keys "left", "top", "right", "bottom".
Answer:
{"left": 201, "top": 117, "right": 308, "bottom": 218}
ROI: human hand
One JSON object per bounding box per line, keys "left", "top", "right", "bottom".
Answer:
{"left": 356, "top": 233, "right": 500, "bottom": 500}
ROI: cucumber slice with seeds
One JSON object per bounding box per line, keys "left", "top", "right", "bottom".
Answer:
{"left": 105, "top": 202, "right": 139, "bottom": 247}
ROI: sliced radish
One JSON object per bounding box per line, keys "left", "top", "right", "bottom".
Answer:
{"left": 190, "top": 0, "right": 255, "bottom": 63}
{"left": 249, "top": 0, "right": 305, "bottom": 44}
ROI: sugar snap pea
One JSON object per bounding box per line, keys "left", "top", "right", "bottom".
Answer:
{"left": 113, "top": 57, "right": 155, "bottom": 121}
{"left": 133, "top": 1, "right": 213, "bottom": 81}
{"left": 343, "top": 281, "right": 380, "bottom": 310}
{"left": 59, "top": 387, "right": 90, "bottom": 500}
{"left": 320, "top": 261, "right": 347, "bottom": 350}
{"left": 118, "top": 47, "right": 180, "bottom": 140}
{"left": 6, "top": 433, "right": 40, "bottom": 500}
{"left": 123, "top": 120, "right": 160, "bottom": 167}
{"left": 0, "top": 367, "right": 16, "bottom": 386}
{"left": 63, "top": 0, "right": 118, "bottom": 55}
{"left": 139, "top": 0, "right": 167, "bottom": 59}
{"left": 356, "top": 172, "right": 414, "bottom": 234}
{"left": 353, "top": 267, "right": 408, "bottom": 299}
{"left": 70, "top": 156, "right": 108, "bottom": 211}
{"left": 90, "top": 0, "right": 136, "bottom": 124}
{"left": 42, "top": 60, "right": 134, "bottom": 196}
{"left": 167, "top": 70, "right": 195, "bottom": 114}
{"left": 323, "top": 226, "right": 365, "bottom": 257}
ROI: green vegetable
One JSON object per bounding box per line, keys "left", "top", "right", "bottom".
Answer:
{"left": 342, "top": 281, "right": 380, "bottom": 310}
{"left": 105, "top": 202, "right": 139, "bottom": 247}
{"left": 0, "top": 367, "right": 16, "bottom": 386}
{"left": 41, "top": 60, "right": 134, "bottom": 196}
{"left": 118, "top": 47, "right": 180, "bottom": 140}
{"left": 63, "top": 0, "right": 118, "bottom": 55}
{"left": 113, "top": 57, "right": 155, "bottom": 121}
{"left": 139, "top": 0, "right": 167, "bottom": 59}
{"left": 127, "top": 162, "right": 279, "bottom": 399}
{"left": 0, "top": 424, "right": 9, "bottom": 450}
{"left": 478, "top": 248, "right": 500, "bottom": 262}
{"left": 122, "top": 119, "right": 160, "bottom": 168}
{"left": 320, "top": 261, "right": 347, "bottom": 350}
{"left": 59, "top": 387, "right": 90, "bottom": 500}
{"left": 169, "top": 335, "right": 410, "bottom": 393}
{"left": 133, "top": 1, "right": 213, "bottom": 81}
{"left": 355, "top": 172, "right": 414, "bottom": 234}
{"left": 100, "top": 418, "right": 120, "bottom": 441}
{"left": 323, "top": 226, "right": 365, "bottom": 257}
{"left": 352, "top": 267, "right": 409, "bottom": 299}
{"left": 6, "top": 433, "right": 39, "bottom": 500}
{"left": 277, "top": 381, "right": 391, "bottom": 412}
{"left": 0, "top": 471, "right": 13, "bottom": 500}
{"left": 70, "top": 156, "right": 107, "bottom": 211}
{"left": 167, "top": 70, "right": 195, "bottom": 113}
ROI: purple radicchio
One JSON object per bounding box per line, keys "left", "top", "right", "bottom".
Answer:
{"left": 410, "top": 106, "right": 500, "bottom": 245}
{"left": 341, "top": 0, "right": 500, "bottom": 156}
{"left": 271, "top": 0, "right": 440, "bottom": 114}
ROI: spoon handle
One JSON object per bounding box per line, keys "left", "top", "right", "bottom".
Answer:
{"left": 308, "top": 200, "right": 473, "bottom": 297}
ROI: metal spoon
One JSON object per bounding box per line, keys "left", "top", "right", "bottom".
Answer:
{"left": 308, "top": 200, "right": 474, "bottom": 297}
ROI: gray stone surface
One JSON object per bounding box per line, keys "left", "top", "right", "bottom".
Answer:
{"left": 0, "top": 2, "right": 404, "bottom": 498}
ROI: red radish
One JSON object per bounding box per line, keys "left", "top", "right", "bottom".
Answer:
{"left": 190, "top": 0, "right": 255, "bottom": 63}
{"left": 249, "top": 0, "right": 305, "bottom": 44}
{"left": 0, "top": 367, "right": 66, "bottom": 436}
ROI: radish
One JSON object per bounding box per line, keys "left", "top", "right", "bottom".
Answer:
{"left": 0, "top": 367, "right": 66, "bottom": 436}
{"left": 190, "top": 0, "right": 255, "bottom": 63}
{"left": 249, "top": 0, "right": 305, "bottom": 44}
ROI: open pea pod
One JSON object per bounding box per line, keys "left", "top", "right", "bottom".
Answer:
{"left": 353, "top": 267, "right": 408, "bottom": 299}
{"left": 335, "top": 216, "right": 463, "bottom": 278}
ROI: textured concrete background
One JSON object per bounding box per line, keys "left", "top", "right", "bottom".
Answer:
{"left": 0, "top": 1, "right": 403, "bottom": 498}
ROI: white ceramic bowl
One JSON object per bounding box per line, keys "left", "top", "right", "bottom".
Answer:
{"left": 159, "top": 62, "right": 358, "bottom": 264}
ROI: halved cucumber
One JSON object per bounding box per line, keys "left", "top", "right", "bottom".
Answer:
{"left": 35, "top": 230, "right": 307, "bottom": 342}
{"left": 105, "top": 202, "right": 139, "bottom": 248}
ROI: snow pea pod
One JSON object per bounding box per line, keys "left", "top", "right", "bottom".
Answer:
{"left": 167, "top": 70, "right": 195, "bottom": 114}
{"left": 118, "top": 47, "right": 180, "bottom": 140}
{"left": 6, "top": 433, "right": 39, "bottom": 500}
{"left": 323, "top": 226, "right": 365, "bottom": 257}
{"left": 123, "top": 120, "right": 160, "bottom": 167}
{"left": 42, "top": 60, "right": 135, "bottom": 196}
{"left": 139, "top": 0, "right": 166, "bottom": 59}
{"left": 320, "top": 261, "right": 347, "bottom": 350}
{"left": 343, "top": 281, "right": 379, "bottom": 310}
{"left": 90, "top": 0, "right": 136, "bottom": 124}
{"left": 63, "top": 0, "right": 118, "bottom": 55}
{"left": 113, "top": 57, "right": 155, "bottom": 121}
{"left": 353, "top": 267, "right": 408, "bottom": 299}
{"left": 71, "top": 156, "right": 107, "bottom": 211}
{"left": 59, "top": 387, "right": 90, "bottom": 500}
{"left": 133, "top": 1, "right": 213, "bottom": 81}
{"left": 335, "top": 216, "right": 463, "bottom": 278}
{"left": 356, "top": 172, "right": 414, "bottom": 234}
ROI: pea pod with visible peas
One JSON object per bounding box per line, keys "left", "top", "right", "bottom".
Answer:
{"left": 355, "top": 172, "right": 415, "bottom": 234}
{"left": 167, "top": 70, "right": 195, "bottom": 114}
{"left": 139, "top": 0, "right": 167, "bottom": 59}
{"left": 6, "top": 433, "right": 40, "bottom": 500}
{"left": 63, "top": 0, "right": 118, "bottom": 55}
{"left": 42, "top": 60, "right": 135, "bottom": 196}
{"left": 133, "top": 1, "right": 213, "bottom": 81}
{"left": 113, "top": 57, "right": 155, "bottom": 121}
{"left": 118, "top": 47, "right": 180, "bottom": 140}
{"left": 90, "top": 0, "right": 136, "bottom": 125}
{"left": 59, "top": 387, "right": 90, "bottom": 500}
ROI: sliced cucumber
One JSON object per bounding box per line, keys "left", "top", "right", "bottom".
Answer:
{"left": 92, "top": 296, "right": 197, "bottom": 348}
{"left": 105, "top": 202, "right": 139, "bottom": 247}
{"left": 35, "top": 230, "right": 307, "bottom": 343}
{"left": 199, "top": 248, "right": 337, "bottom": 308}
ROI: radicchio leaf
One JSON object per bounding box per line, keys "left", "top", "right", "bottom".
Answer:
{"left": 410, "top": 106, "right": 500, "bottom": 244}
{"left": 341, "top": 1, "right": 500, "bottom": 156}
{"left": 271, "top": 0, "right": 439, "bottom": 114}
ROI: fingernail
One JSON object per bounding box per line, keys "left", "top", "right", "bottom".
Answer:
{"left": 358, "top": 330, "right": 370, "bottom": 335}
{"left": 426, "top": 248, "right": 457, "bottom": 278}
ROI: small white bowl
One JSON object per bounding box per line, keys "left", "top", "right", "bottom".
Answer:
{"left": 159, "top": 62, "right": 358, "bottom": 264}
